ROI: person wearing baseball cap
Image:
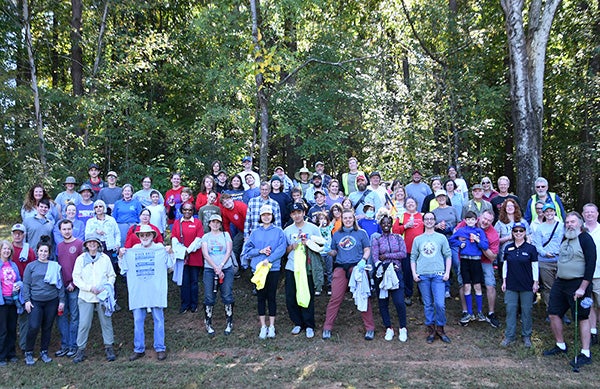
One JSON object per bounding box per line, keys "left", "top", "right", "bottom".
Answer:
{"left": 76, "top": 184, "right": 95, "bottom": 226}
{"left": 84, "top": 163, "right": 105, "bottom": 201}
{"left": 10, "top": 223, "right": 35, "bottom": 353}
{"left": 97, "top": 171, "right": 122, "bottom": 214}
{"left": 242, "top": 200, "right": 287, "bottom": 339}
{"left": 314, "top": 161, "right": 332, "bottom": 189}
{"left": 238, "top": 156, "right": 260, "bottom": 191}
{"left": 461, "top": 183, "right": 493, "bottom": 219}
{"left": 55, "top": 177, "right": 83, "bottom": 218}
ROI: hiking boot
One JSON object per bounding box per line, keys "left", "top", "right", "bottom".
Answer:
{"left": 259, "top": 326, "right": 268, "bottom": 339}
{"left": 591, "top": 333, "right": 598, "bottom": 346}
{"left": 157, "top": 351, "right": 167, "bottom": 361}
{"left": 364, "top": 330, "right": 374, "bottom": 340}
{"left": 476, "top": 312, "right": 487, "bottom": 322}
{"left": 40, "top": 350, "right": 52, "bottom": 363}
{"left": 267, "top": 325, "right": 276, "bottom": 338}
{"left": 501, "top": 338, "right": 515, "bottom": 347}
{"left": 24, "top": 352, "right": 35, "bottom": 366}
{"left": 322, "top": 329, "right": 331, "bottom": 340}
{"left": 55, "top": 348, "right": 69, "bottom": 357}
{"left": 570, "top": 353, "right": 592, "bottom": 368}
{"left": 487, "top": 312, "right": 500, "bottom": 328}
{"left": 306, "top": 328, "right": 314, "bottom": 338}
{"left": 384, "top": 328, "right": 394, "bottom": 341}
{"left": 543, "top": 345, "right": 568, "bottom": 356}
{"left": 291, "top": 326, "right": 302, "bottom": 335}
{"left": 460, "top": 312, "right": 472, "bottom": 325}
{"left": 426, "top": 325, "right": 435, "bottom": 344}
{"left": 399, "top": 328, "right": 408, "bottom": 342}
{"left": 436, "top": 326, "right": 451, "bottom": 343}
{"left": 224, "top": 304, "right": 233, "bottom": 336}
{"left": 72, "top": 349, "right": 86, "bottom": 364}
{"left": 105, "top": 346, "right": 116, "bottom": 362}
{"left": 204, "top": 305, "right": 215, "bottom": 336}
{"left": 523, "top": 337, "right": 532, "bottom": 348}
{"left": 129, "top": 351, "right": 145, "bottom": 361}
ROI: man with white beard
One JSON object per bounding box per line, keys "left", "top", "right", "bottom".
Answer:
{"left": 543, "top": 212, "right": 597, "bottom": 370}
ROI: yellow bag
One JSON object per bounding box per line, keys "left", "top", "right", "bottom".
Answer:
{"left": 251, "top": 262, "right": 272, "bottom": 290}
{"left": 294, "top": 244, "right": 311, "bottom": 308}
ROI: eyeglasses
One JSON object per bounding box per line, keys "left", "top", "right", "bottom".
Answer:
{"left": 513, "top": 229, "right": 525, "bottom": 233}
{"left": 423, "top": 217, "right": 435, "bottom": 221}
{"left": 94, "top": 205, "right": 103, "bottom": 209}
{"left": 482, "top": 181, "right": 491, "bottom": 184}
{"left": 535, "top": 208, "right": 543, "bottom": 211}
{"left": 536, "top": 185, "right": 546, "bottom": 189}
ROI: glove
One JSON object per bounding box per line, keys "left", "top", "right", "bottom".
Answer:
{"left": 357, "top": 259, "right": 366, "bottom": 272}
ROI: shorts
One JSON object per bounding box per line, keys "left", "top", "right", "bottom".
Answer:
{"left": 460, "top": 258, "right": 483, "bottom": 285}
{"left": 592, "top": 278, "right": 600, "bottom": 308}
{"left": 481, "top": 262, "right": 496, "bottom": 287}
{"left": 547, "top": 278, "right": 591, "bottom": 320}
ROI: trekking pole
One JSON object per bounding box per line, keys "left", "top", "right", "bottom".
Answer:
{"left": 572, "top": 298, "right": 579, "bottom": 373}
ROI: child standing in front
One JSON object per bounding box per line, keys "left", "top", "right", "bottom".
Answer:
{"left": 450, "top": 211, "right": 489, "bottom": 325}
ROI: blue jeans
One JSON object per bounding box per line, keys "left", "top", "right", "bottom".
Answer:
{"left": 417, "top": 274, "right": 447, "bottom": 326}
{"left": 180, "top": 265, "right": 201, "bottom": 310}
{"left": 57, "top": 289, "right": 79, "bottom": 350}
{"left": 133, "top": 308, "right": 165, "bottom": 353}
{"left": 203, "top": 267, "right": 234, "bottom": 306}
{"left": 504, "top": 290, "right": 533, "bottom": 340}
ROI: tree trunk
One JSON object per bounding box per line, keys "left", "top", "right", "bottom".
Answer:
{"left": 500, "top": 0, "right": 561, "bottom": 201}
{"left": 250, "top": 0, "right": 269, "bottom": 180}
{"left": 71, "top": 0, "right": 84, "bottom": 96}
{"left": 22, "top": 0, "right": 48, "bottom": 177}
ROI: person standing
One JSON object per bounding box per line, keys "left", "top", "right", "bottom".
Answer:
{"left": 71, "top": 235, "right": 117, "bottom": 363}
{"left": 405, "top": 169, "right": 431, "bottom": 211}
{"left": 447, "top": 166, "right": 469, "bottom": 202}
{"left": 10, "top": 224, "right": 34, "bottom": 353}
{"left": 411, "top": 212, "right": 452, "bottom": 344}
{"left": 543, "top": 212, "right": 596, "bottom": 370}
{"left": 244, "top": 182, "right": 282, "bottom": 239}
{"left": 238, "top": 156, "right": 261, "bottom": 191}
{"left": 133, "top": 176, "right": 164, "bottom": 207}
{"left": 341, "top": 157, "right": 365, "bottom": 195}
{"left": 523, "top": 177, "right": 566, "bottom": 223}
{"left": 23, "top": 199, "right": 55, "bottom": 253}
{"left": 83, "top": 163, "right": 105, "bottom": 200}
{"left": 501, "top": 222, "right": 538, "bottom": 347}
{"left": 284, "top": 203, "right": 321, "bottom": 338}
{"left": 118, "top": 225, "right": 173, "bottom": 361}
{"left": 0, "top": 241, "right": 21, "bottom": 365}
{"left": 55, "top": 176, "right": 82, "bottom": 218}
{"left": 490, "top": 176, "right": 520, "bottom": 223}
{"left": 462, "top": 184, "right": 493, "bottom": 219}
{"left": 97, "top": 171, "right": 122, "bottom": 215}
{"left": 112, "top": 184, "right": 142, "bottom": 241}
{"left": 54, "top": 220, "right": 84, "bottom": 358}
{"left": 582, "top": 203, "right": 600, "bottom": 345}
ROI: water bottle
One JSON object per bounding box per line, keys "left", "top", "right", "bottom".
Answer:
{"left": 213, "top": 274, "right": 219, "bottom": 293}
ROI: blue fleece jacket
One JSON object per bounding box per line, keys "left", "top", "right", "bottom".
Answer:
{"left": 242, "top": 224, "right": 287, "bottom": 272}
{"left": 449, "top": 225, "right": 489, "bottom": 258}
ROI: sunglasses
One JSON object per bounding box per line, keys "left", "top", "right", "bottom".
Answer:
{"left": 513, "top": 229, "right": 525, "bottom": 233}
{"left": 94, "top": 205, "right": 103, "bottom": 209}
{"left": 536, "top": 185, "right": 546, "bottom": 189}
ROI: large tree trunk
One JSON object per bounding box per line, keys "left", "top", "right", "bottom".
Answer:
{"left": 71, "top": 0, "right": 84, "bottom": 96}
{"left": 250, "top": 0, "right": 269, "bottom": 180}
{"left": 501, "top": 0, "right": 561, "bottom": 201}
{"left": 23, "top": 0, "right": 48, "bottom": 176}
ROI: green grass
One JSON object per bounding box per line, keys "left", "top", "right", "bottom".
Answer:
{"left": 0, "top": 250, "right": 597, "bottom": 388}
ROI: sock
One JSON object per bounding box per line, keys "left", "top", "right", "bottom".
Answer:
{"left": 475, "top": 294, "right": 483, "bottom": 313}
{"left": 556, "top": 342, "right": 566, "bottom": 350}
{"left": 465, "top": 294, "right": 473, "bottom": 314}
{"left": 581, "top": 349, "right": 590, "bottom": 358}
{"left": 591, "top": 328, "right": 597, "bottom": 335}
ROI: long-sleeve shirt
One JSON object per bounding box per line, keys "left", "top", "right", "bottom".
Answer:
{"left": 371, "top": 233, "right": 407, "bottom": 267}
{"left": 244, "top": 197, "right": 282, "bottom": 239}
{"left": 449, "top": 225, "right": 489, "bottom": 258}
{"left": 219, "top": 201, "right": 247, "bottom": 234}
{"left": 411, "top": 232, "right": 452, "bottom": 275}
{"left": 112, "top": 198, "right": 142, "bottom": 224}
{"left": 85, "top": 215, "right": 121, "bottom": 250}
{"left": 392, "top": 212, "right": 424, "bottom": 253}
{"left": 72, "top": 252, "right": 116, "bottom": 303}
{"left": 242, "top": 224, "right": 287, "bottom": 272}
{"left": 22, "top": 260, "right": 65, "bottom": 304}
{"left": 532, "top": 220, "right": 564, "bottom": 263}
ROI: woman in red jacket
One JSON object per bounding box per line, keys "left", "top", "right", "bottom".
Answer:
{"left": 195, "top": 175, "right": 220, "bottom": 211}
{"left": 172, "top": 204, "right": 204, "bottom": 313}
{"left": 392, "top": 197, "right": 424, "bottom": 306}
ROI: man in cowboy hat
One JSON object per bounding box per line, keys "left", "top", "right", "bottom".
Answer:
{"left": 118, "top": 225, "right": 173, "bottom": 362}
{"left": 55, "top": 176, "right": 82, "bottom": 218}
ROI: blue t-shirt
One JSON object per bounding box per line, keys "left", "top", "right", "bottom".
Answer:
{"left": 332, "top": 227, "right": 370, "bottom": 265}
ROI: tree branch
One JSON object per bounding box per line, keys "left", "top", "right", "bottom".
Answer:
{"left": 400, "top": 0, "right": 447, "bottom": 68}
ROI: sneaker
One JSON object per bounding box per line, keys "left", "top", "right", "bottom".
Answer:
{"left": 487, "top": 312, "right": 500, "bottom": 328}
{"left": 306, "top": 328, "right": 314, "bottom": 338}
{"left": 501, "top": 338, "right": 515, "bottom": 347}
{"left": 291, "top": 326, "right": 302, "bottom": 335}
{"left": 105, "top": 346, "right": 116, "bottom": 362}
{"left": 267, "top": 325, "right": 276, "bottom": 338}
{"left": 72, "top": 349, "right": 86, "bottom": 364}
{"left": 327, "top": 290, "right": 332, "bottom": 296}
{"left": 322, "top": 329, "right": 331, "bottom": 340}
{"left": 523, "top": 337, "right": 532, "bottom": 348}
{"left": 66, "top": 348, "right": 77, "bottom": 358}
{"left": 563, "top": 315, "right": 571, "bottom": 325}
{"left": 315, "top": 291, "right": 321, "bottom": 296}
{"left": 570, "top": 353, "right": 592, "bottom": 368}
{"left": 404, "top": 297, "right": 413, "bottom": 306}
{"left": 24, "top": 352, "right": 35, "bottom": 366}
{"left": 190, "top": 306, "right": 198, "bottom": 313}
{"left": 399, "top": 328, "right": 408, "bottom": 342}
{"left": 259, "top": 326, "right": 268, "bottom": 339}
{"left": 364, "top": 330, "right": 374, "bottom": 340}
{"left": 224, "top": 322, "right": 233, "bottom": 336}
{"left": 40, "top": 351, "right": 52, "bottom": 363}
{"left": 157, "top": 351, "right": 167, "bottom": 361}
{"left": 476, "top": 312, "right": 487, "bottom": 322}
{"left": 445, "top": 291, "right": 451, "bottom": 299}
{"left": 179, "top": 307, "right": 188, "bottom": 314}
{"left": 206, "top": 323, "right": 215, "bottom": 336}
{"left": 384, "top": 328, "right": 394, "bottom": 341}
{"left": 55, "top": 348, "right": 69, "bottom": 357}
{"left": 543, "top": 345, "right": 568, "bottom": 356}
{"left": 460, "top": 312, "right": 472, "bottom": 325}
{"left": 436, "top": 327, "right": 451, "bottom": 343}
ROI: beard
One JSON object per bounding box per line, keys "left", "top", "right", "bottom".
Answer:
{"left": 357, "top": 182, "right": 367, "bottom": 191}
{"left": 564, "top": 228, "right": 580, "bottom": 240}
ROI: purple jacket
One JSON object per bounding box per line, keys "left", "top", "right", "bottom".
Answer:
{"left": 371, "top": 233, "right": 407, "bottom": 266}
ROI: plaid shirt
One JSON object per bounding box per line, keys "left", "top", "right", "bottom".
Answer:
{"left": 244, "top": 197, "right": 282, "bottom": 238}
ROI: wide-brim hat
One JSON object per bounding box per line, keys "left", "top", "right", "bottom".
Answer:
{"left": 295, "top": 167, "right": 312, "bottom": 181}
{"left": 78, "top": 183, "right": 93, "bottom": 194}
{"left": 135, "top": 224, "right": 157, "bottom": 238}
{"left": 306, "top": 235, "right": 326, "bottom": 253}
{"left": 64, "top": 176, "right": 78, "bottom": 185}
{"left": 83, "top": 234, "right": 103, "bottom": 248}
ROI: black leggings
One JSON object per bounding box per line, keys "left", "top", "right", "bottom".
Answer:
{"left": 257, "top": 271, "right": 280, "bottom": 316}
{"left": 26, "top": 298, "right": 59, "bottom": 353}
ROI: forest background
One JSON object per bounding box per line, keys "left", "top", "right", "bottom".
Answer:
{"left": 0, "top": 0, "right": 598, "bottom": 221}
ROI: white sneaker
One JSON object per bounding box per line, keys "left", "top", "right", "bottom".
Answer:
{"left": 291, "top": 326, "right": 302, "bottom": 335}
{"left": 267, "top": 325, "right": 276, "bottom": 338}
{"left": 399, "top": 327, "right": 408, "bottom": 342}
{"left": 259, "top": 326, "right": 268, "bottom": 339}
{"left": 384, "top": 327, "right": 394, "bottom": 341}
{"left": 306, "top": 328, "right": 314, "bottom": 338}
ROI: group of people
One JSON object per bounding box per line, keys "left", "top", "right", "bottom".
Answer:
{"left": 0, "top": 157, "right": 598, "bottom": 371}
